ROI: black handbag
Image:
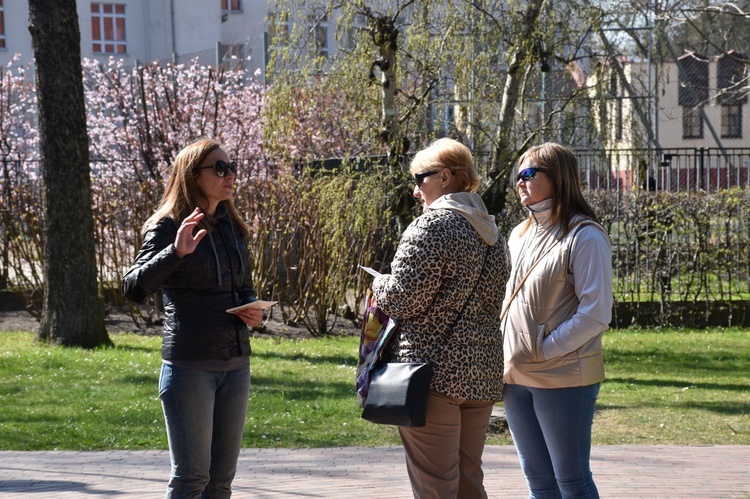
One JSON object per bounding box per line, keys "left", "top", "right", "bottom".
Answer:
{"left": 361, "top": 247, "right": 489, "bottom": 427}
{"left": 361, "top": 362, "right": 434, "bottom": 426}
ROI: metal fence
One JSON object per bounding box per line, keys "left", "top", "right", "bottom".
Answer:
{"left": 4, "top": 148, "right": 750, "bottom": 327}
{"left": 576, "top": 147, "right": 750, "bottom": 193}
{"left": 566, "top": 147, "right": 750, "bottom": 326}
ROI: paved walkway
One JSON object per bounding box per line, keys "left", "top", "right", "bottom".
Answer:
{"left": 1, "top": 445, "right": 749, "bottom": 498}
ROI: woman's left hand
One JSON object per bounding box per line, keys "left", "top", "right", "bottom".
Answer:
{"left": 236, "top": 308, "right": 263, "bottom": 327}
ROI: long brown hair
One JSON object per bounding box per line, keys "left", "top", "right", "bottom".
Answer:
{"left": 518, "top": 142, "right": 599, "bottom": 236}
{"left": 143, "top": 138, "right": 250, "bottom": 237}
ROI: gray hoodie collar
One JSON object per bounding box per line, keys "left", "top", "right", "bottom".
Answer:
{"left": 427, "top": 192, "right": 498, "bottom": 245}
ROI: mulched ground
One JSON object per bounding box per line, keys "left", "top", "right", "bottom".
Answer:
{"left": 0, "top": 308, "right": 360, "bottom": 340}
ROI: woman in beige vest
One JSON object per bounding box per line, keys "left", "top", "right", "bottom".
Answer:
{"left": 502, "top": 142, "right": 613, "bottom": 498}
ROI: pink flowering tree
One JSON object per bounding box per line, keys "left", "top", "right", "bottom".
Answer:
{"left": 81, "top": 56, "right": 272, "bottom": 326}
{"left": 0, "top": 55, "right": 41, "bottom": 302}
{"left": 2, "top": 52, "right": 389, "bottom": 336}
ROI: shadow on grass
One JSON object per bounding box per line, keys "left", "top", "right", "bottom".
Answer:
{"left": 605, "top": 376, "right": 749, "bottom": 393}
{"left": 118, "top": 373, "right": 156, "bottom": 385}
{"left": 110, "top": 344, "right": 159, "bottom": 353}
{"left": 596, "top": 392, "right": 749, "bottom": 416}
{"left": 596, "top": 399, "right": 749, "bottom": 415}
{"left": 250, "top": 374, "right": 354, "bottom": 401}
{"left": 253, "top": 350, "right": 357, "bottom": 366}
{"left": 605, "top": 348, "right": 749, "bottom": 372}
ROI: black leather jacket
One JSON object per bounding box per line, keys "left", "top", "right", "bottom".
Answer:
{"left": 122, "top": 209, "right": 255, "bottom": 361}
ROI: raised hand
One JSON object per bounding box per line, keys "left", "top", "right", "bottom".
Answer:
{"left": 174, "top": 208, "right": 207, "bottom": 258}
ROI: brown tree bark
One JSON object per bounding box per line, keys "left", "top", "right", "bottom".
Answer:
{"left": 482, "top": 0, "right": 547, "bottom": 216}
{"left": 28, "top": 0, "right": 110, "bottom": 347}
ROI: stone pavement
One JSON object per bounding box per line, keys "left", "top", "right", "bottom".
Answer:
{"left": 1, "top": 445, "right": 749, "bottom": 498}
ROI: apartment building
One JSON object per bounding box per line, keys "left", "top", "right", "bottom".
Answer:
{"left": 584, "top": 51, "right": 750, "bottom": 192}
{"left": 594, "top": 52, "right": 749, "bottom": 150}
{"left": 0, "top": 0, "right": 308, "bottom": 79}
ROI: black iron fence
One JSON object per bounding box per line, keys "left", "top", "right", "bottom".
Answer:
{"left": 570, "top": 147, "right": 750, "bottom": 327}
{"left": 576, "top": 147, "right": 750, "bottom": 193}
{"left": 4, "top": 148, "right": 750, "bottom": 328}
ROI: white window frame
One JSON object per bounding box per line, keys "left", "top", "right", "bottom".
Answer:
{"left": 682, "top": 106, "right": 704, "bottom": 139}
{"left": 344, "top": 14, "right": 368, "bottom": 50}
{"left": 721, "top": 104, "right": 742, "bottom": 139}
{"left": 222, "top": 0, "right": 242, "bottom": 13}
{"left": 220, "top": 43, "right": 245, "bottom": 71}
{"left": 91, "top": 2, "right": 127, "bottom": 55}
{"left": 314, "top": 14, "right": 329, "bottom": 59}
{"left": 267, "top": 11, "right": 291, "bottom": 49}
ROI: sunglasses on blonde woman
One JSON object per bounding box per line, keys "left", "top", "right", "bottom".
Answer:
{"left": 414, "top": 170, "right": 440, "bottom": 187}
{"left": 193, "top": 160, "right": 238, "bottom": 178}
{"left": 516, "top": 167, "right": 547, "bottom": 182}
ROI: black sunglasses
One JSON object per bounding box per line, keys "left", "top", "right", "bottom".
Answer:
{"left": 193, "top": 160, "right": 238, "bottom": 178}
{"left": 516, "top": 167, "right": 547, "bottom": 182}
{"left": 414, "top": 170, "right": 440, "bottom": 187}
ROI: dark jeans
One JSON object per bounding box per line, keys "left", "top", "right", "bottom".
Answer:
{"left": 158, "top": 363, "right": 250, "bottom": 498}
{"left": 503, "top": 383, "right": 600, "bottom": 499}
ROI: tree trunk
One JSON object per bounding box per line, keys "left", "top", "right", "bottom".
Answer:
{"left": 28, "top": 0, "right": 110, "bottom": 347}
{"left": 370, "top": 14, "right": 414, "bottom": 236}
{"left": 482, "top": 0, "right": 547, "bottom": 216}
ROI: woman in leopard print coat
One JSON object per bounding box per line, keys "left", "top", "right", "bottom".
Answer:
{"left": 372, "top": 138, "right": 510, "bottom": 499}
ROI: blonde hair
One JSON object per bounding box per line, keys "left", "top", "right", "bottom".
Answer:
{"left": 409, "top": 138, "right": 480, "bottom": 193}
{"left": 143, "top": 138, "right": 249, "bottom": 237}
{"left": 517, "top": 142, "right": 599, "bottom": 236}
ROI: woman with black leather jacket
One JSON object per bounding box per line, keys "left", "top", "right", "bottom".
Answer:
{"left": 122, "top": 138, "right": 261, "bottom": 498}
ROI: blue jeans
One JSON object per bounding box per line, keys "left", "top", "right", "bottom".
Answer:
{"left": 503, "top": 383, "right": 600, "bottom": 499}
{"left": 158, "top": 363, "right": 251, "bottom": 499}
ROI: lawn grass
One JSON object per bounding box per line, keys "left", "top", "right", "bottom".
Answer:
{"left": 0, "top": 327, "right": 748, "bottom": 450}
{"left": 595, "top": 328, "right": 750, "bottom": 444}
{"left": 0, "top": 331, "right": 402, "bottom": 450}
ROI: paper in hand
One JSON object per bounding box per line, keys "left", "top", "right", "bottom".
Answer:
{"left": 226, "top": 300, "right": 278, "bottom": 314}
{"left": 358, "top": 265, "right": 382, "bottom": 278}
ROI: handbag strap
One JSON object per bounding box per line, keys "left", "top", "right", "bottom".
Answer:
{"left": 500, "top": 220, "right": 587, "bottom": 323}
{"left": 432, "top": 244, "right": 490, "bottom": 359}
{"left": 499, "top": 244, "right": 554, "bottom": 323}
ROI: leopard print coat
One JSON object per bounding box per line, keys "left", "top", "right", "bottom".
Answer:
{"left": 372, "top": 207, "right": 510, "bottom": 401}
